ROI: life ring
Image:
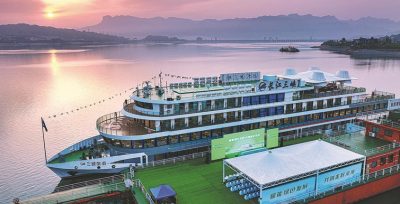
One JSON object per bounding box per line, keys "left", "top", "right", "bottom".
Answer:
{"left": 112, "top": 165, "right": 116, "bottom": 169}
{"left": 74, "top": 166, "right": 78, "bottom": 169}
{"left": 97, "top": 166, "right": 101, "bottom": 169}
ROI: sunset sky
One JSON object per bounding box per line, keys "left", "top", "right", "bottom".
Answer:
{"left": 1, "top": 0, "right": 400, "bottom": 28}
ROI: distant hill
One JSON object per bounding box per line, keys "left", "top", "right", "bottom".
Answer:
{"left": 0, "top": 24, "right": 130, "bottom": 48}
{"left": 83, "top": 14, "right": 400, "bottom": 40}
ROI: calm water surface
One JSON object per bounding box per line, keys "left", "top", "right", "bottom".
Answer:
{"left": 0, "top": 43, "right": 400, "bottom": 203}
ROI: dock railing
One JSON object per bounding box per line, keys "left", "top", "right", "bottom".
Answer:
{"left": 138, "top": 151, "right": 209, "bottom": 169}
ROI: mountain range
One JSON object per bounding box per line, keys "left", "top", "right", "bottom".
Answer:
{"left": 83, "top": 14, "right": 400, "bottom": 40}
{"left": 0, "top": 24, "right": 129, "bottom": 44}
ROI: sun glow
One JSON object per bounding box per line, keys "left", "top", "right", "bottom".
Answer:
{"left": 46, "top": 10, "right": 55, "bottom": 19}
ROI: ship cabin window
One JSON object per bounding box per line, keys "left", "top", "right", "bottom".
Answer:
{"left": 251, "top": 109, "right": 259, "bottom": 118}
{"left": 223, "top": 127, "right": 233, "bottom": 135}
{"left": 276, "top": 106, "right": 284, "bottom": 115}
{"left": 135, "top": 101, "right": 153, "bottom": 110}
{"left": 202, "top": 130, "right": 211, "bottom": 138}
{"left": 268, "top": 94, "right": 277, "bottom": 103}
{"left": 133, "top": 140, "right": 143, "bottom": 149}
{"left": 243, "top": 97, "right": 251, "bottom": 106}
{"left": 215, "top": 99, "right": 224, "bottom": 109}
{"left": 191, "top": 132, "right": 201, "bottom": 140}
{"left": 372, "top": 127, "right": 379, "bottom": 133}
{"left": 371, "top": 161, "right": 377, "bottom": 168}
{"left": 157, "top": 137, "right": 168, "bottom": 146}
{"left": 243, "top": 110, "right": 251, "bottom": 119}
{"left": 212, "top": 129, "right": 222, "bottom": 138}
{"left": 277, "top": 93, "right": 285, "bottom": 102}
{"left": 206, "top": 100, "right": 212, "bottom": 109}
{"left": 388, "top": 154, "right": 394, "bottom": 163}
{"left": 144, "top": 139, "right": 155, "bottom": 148}
{"left": 169, "top": 135, "right": 179, "bottom": 144}
{"left": 259, "top": 95, "right": 268, "bottom": 104}
{"left": 180, "top": 134, "right": 190, "bottom": 142}
{"left": 251, "top": 96, "right": 259, "bottom": 105}
{"left": 384, "top": 129, "right": 393, "bottom": 137}
{"left": 269, "top": 107, "right": 276, "bottom": 116}
{"left": 227, "top": 98, "right": 236, "bottom": 108}
{"left": 121, "top": 140, "right": 131, "bottom": 148}
{"left": 260, "top": 108, "right": 268, "bottom": 117}
{"left": 380, "top": 157, "right": 386, "bottom": 165}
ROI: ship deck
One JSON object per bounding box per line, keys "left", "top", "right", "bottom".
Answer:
{"left": 327, "top": 132, "right": 393, "bottom": 156}
{"left": 49, "top": 144, "right": 111, "bottom": 164}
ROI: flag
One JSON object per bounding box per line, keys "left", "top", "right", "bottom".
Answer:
{"left": 41, "top": 117, "right": 48, "bottom": 132}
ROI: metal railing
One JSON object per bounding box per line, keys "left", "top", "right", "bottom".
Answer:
{"left": 293, "top": 86, "right": 366, "bottom": 101}
{"left": 364, "top": 142, "right": 400, "bottom": 156}
{"left": 138, "top": 151, "right": 209, "bottom": 169}
{"left": 21, "top": 182, "right": 126, "bottom": 204}
{"left": 54, "top": 174, "right": 124, "bottom": 192}
{"left": 280, "top": 129, "right": 323, "bottom": 142}
{"left": 132, "top": 179, "right": 155, "bottom": 204}
{"left": 381, "top": 119, "right": 400, "bottom": 130}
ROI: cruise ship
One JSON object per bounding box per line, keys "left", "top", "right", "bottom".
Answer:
{"left": 47, "top": 68, "right": 395, "bottom": 178}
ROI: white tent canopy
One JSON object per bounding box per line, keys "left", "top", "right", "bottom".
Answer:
{"left": 225, "top": 140, "right": 365, "bottom": 186}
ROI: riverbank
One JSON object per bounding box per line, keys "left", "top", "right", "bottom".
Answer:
{"left": 319, "top": 45, "right": 400, "bottom": 59}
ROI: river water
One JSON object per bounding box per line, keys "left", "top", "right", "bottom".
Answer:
{"left": 0, "top": 42, "right": 399, "bottom": 203}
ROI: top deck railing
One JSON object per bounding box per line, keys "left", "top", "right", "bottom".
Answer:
{"left": 293, "top": 86, "right": 366, "bottom": 101}
{"left": 381, "top": 119, "right": 400, "bottom": 130}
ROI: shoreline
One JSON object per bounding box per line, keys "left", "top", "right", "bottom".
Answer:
{"left": 319, "top": 45, "right": 400, "bottom": 59}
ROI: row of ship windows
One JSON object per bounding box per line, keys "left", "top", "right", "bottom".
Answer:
{"left": 105, "top": 108, "right": 364, "bottom": 149}
{"left": 370, "top": 154, "right": 397, "bottom": 168}
{"left": 135, "top": 93, "right": 286, "bottom": 111}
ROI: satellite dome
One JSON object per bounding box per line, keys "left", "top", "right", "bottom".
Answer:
{"left": 311, "top": 71, "right": 326, "bottom": 82}
{"left": 335, "top": 70, "right": 351, "bottom": 79}
{"left": 309, "top": 67, "right": 321, "bottom": 71}
{"left": 284, "top": 68, "right": 297, "bottom": 76}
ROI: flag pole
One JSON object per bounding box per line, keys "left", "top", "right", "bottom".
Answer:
{"left": 41, "top": 117, "right": 48, "bottom": 164}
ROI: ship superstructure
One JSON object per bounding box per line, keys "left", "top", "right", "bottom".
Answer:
{"left": 47, "top": 68, "right": 395, "bottom": 177}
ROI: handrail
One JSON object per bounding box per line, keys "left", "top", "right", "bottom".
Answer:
{"left": 54, "top": 174, "right": 124, "bottom": 192}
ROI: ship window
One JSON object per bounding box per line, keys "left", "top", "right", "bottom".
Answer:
{"left": 202, "top": 130, "right": 211, "bottom": 138}
{"left": 269, "top": 107, "right": 276, "bottom": 116}
{"left": 212, "top": 129, "right": 222, "bottom": 138}
{"left": 133, "top": 140, "right": 143, "bottom": 149}
{"left": 380, "top": 157, "right": 386, "bottom": 165}
{"left": 371, "top": 161, "right": 377, "bottom": 168}
{"left": 180, "top": 134, "right": 190, "bottom": 142}
{"left": 243, "top": 97, "right": 251, "bottom": 106}
{"left": 251, "top": 96, "right": 259, "bottom": 105}
{"left": 384, "top": 129, "right": 393, "bottom": 137}
{"left": 144, "top": 139, "right": 155, "bottom": 148}
{"left": 135, "top": 101, "right": 153, "bottom": 110}
{"left": 277, "top": 93, "right": 285, "bottom": 102}
{"left": 121, "top": 140, "right": 131, "bottom": 148}
{"left": 260, "top": 95, "right": 267, "bottom": 104}
{"left": 251, "top": 109, "right": 259, "bottom": 118}
{"left": 388, "top": 154, "right": 394, "bottom": 163}
{"left": 260, "top": 108, "right": 268, "bottom": 117}
{"left": 276, "top": 106, "right": 284, "bottom": 115}
{"left": 169, "top": 136, "right": 179, "bottom": 144}
{"left": 191, "top": 132, "right": 201, "bottom": 140}
{"left": 243, "top": 110, "right": 251, "bottom": 119}
{"left": 372, "top": 127, "right": 379, "bottom": 133}
{"left": 157, "top": 137, "right": 168, "bottom": 146}
{"left": 268, "top": 94, "right": 277, "bottom": 103}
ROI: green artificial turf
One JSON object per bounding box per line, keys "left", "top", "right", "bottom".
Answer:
{"left": 135, "top": 159, "right": 257, "bottom": 204}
